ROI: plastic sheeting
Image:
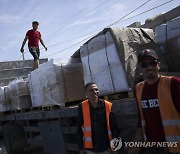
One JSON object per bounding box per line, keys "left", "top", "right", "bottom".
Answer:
{"left": 80, "top": 31, "right": 129, "bottom": 95}
{"left": 155, "top": 24, "right": 167, "bottom": 43}
{"left": 0, "top": 86, "right": 11, "bottom": 112}
{"left": 29, "top": 59, "right": 85, "bottom": 107}
{"left": 155, "top": 17, "right": 180, "bottom": 43}
{"left": 167, "top": 17, "right": 180, "bottom": 40}
{"left": 155, "top": 16, "right": 180, "bottom": 71}
{"left": 79, "top": 27, "right": 167, "bottom": 95}
{"left": 7, "top": 78, "right": 31, "bottom": 110}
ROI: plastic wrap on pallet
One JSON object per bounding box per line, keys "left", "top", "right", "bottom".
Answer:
{"left": 154, "top": 17, "right": 180, "bottom": 71}
{"left": 29, "top": 69, "right": 41, "bottom": 107}
{"left": 80, "top": 28, "right": 168, "bottom": 94}
{"left": 80, "top": 31, "right": 129, "bottom": 95}
{"left": 0, "top": 87, "right": 5, "bottom": 104}
{"left": 29, "top": 60, "right": 61, "bottom": 107}
{"left": 8, "top": 78, "right": 31, "bottom": 110}
{"left": 154, "top": 24, "right": 170, "bottom": 66}
{"left": 167, "top": 16, "right": 180, "bottom": 40}
{"left": 0, "top": 86, "right": 12, "bottom": 112}
{"left": 155, "top": 24, "right": 167, "bottom": 43}
{"left": 29, "top": 59, "right": 85, "bottom": 107}
{"left": 166, "top": 17, "right": 180, "bottom": 71}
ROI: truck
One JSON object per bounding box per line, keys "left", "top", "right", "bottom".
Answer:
{"left": 0, "top": 9, "right": 179, "bottom": 154}
{"left": 0, "top": 53, "right": 138, "bottom": 154}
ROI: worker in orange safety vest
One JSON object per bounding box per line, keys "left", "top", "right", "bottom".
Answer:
{"left": 129, "top": 49, "right": 180, "bottom": 154}
{"left": 76, "top": 82, "right": 119, "bottom": 154}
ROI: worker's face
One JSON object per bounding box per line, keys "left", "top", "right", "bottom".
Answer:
{"left": 85, "top": 84, "right": 99, "bottom": 103}
{"left": 32, "top": 23, "right": 38, "bottom": 30}
{"left": 139, "top": 57, "right": 160, "bottom": 80}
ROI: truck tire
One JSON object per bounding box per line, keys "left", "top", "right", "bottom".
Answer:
{"left": 4, "top": 136, "right": 23, "bottom": 154}
{"left": 3, "top": 123, "right": 26, "bottom": 154}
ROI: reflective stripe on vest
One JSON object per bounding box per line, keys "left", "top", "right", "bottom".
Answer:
{"left": 84, "top": 137, "right": 92, "bottom": 142}
{"left": 81, "top": 100, "right": 112, "bottom": 148}
{"left": 144, "top": 135, "right": 147, "bottom": 141}
{"left": 82, "top": 126, "right": 91, "bottom": 131}
{"left": 136, "top": 76, "right": 180, "bottom": 153}
{"left": 141, "top": 120, "right": 145, "bottom": 127}
{"left": 108, "top": 130, "right": 112, "bottom": 135}
{"left": 166, "top": 136, "right": 180, "bottom": 142}
{"left": 162, "top": 120, "right": 180, "bottom": 126}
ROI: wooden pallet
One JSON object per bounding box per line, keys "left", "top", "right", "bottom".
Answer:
{"left": 1, "top": 108, "right": 31, "bottom": 115}
{"left": 104, "top": 91, "right": 134, "bottom": 101}
{"left": 29, "top": 105, "right": 62, "bottom": 112}
{"left": 0, "top": 105, "right": 62, "bottom": 115}
{"left": 42, "top": 105, "right": 61, "bottom": 111}
{"left": 2, "top": 110, "right": 16, "bottom": 115}
{"left": 15, "top": 108, "right": 33, "bottom": 113}
{"left": 65, "top": 99, "right": 83, "bottom": 107}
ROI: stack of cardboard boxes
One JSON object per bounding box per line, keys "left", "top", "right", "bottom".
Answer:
{"left": 155, "top": 17, "right": 180, "bottom": 71}
{"left": 29, "top": 59, "right": 85, "bottom": 107}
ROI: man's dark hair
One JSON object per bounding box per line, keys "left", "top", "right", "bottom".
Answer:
{"left": 32, "top": 21, "right": 39, "bottom": 25}
{"left": 84, "top": 82, "right": 96, "bottom": 91}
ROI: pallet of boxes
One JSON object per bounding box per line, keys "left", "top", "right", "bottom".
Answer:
{"left": 72, "top": 27, "right": 168, "bottom": 152}
{"left": 155, "top": 16, "right": 180, "bottom": 77}
{"left": 28, "top": 58, "right": 86, "bottom": 109}
{"left": 0, "top": 78, "right": 31, "bottom": 114}
{"left": 27, "top": 58, "right": 86, "bottom": 151}
{"left": 0, "top": 59, "right": 86, "bottom": 153}
{"left": 0, "top": 58, "right": 86, "bottom": 119}
{"left": 0, "top": 86, "right": 11, "bottom": 123}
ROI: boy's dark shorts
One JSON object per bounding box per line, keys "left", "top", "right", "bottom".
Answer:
{"left": 29, "top": 47, "right": 40, "bottom": 61}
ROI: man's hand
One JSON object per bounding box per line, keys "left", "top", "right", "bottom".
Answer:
{"left": 20, "top": 48, "right": 24, "bottom": 53}
{"left": 44, "top": 47, "right": 47, "bottom": 51}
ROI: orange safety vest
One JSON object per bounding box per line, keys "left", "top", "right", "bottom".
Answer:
{"left": 135, "top": 76, "right": 180, "bottom": 153}
{"left": 81, "top": 99, "right": 112, "bottom": 149}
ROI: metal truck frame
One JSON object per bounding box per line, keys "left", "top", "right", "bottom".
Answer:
{"left": 1, "top": 106, "right": 79, "bottom": 154}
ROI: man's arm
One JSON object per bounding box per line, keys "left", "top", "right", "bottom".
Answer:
{"left": 109, "top": 111, "right": 119, "bottom": 139}
{"left": 127, "top": 90, "right": 143, "bottom": 154}
{"left": 76, "top": 104, "right": 85, "bottom": 153}
{"left": 20, "top": 36, "right": 28, "bottom": 53}
{"left": 40, "top": 38, "right": 47, "bottom": 51}
{"left": 109, "top": 111, "right": 119, "bottom": 154}
{"left": 128, "top": 91, "right": 143, "bottom": 154}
